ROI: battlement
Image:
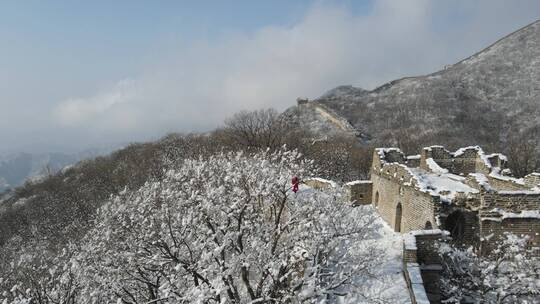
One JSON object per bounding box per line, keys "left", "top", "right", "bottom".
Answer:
{"left": 419, "top": 145, "right": 506, "bottom": 176}
{"left": 370, "top": 145, "right": 540, "bottom": 253}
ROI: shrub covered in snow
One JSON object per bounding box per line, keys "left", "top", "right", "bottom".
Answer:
{"left": 1, "top": 149, "right": 382, "bottom": 303}
{"left": 439, "top": 233, "right": 540, "bottom": 303}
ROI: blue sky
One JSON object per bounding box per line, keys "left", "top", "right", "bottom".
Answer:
{"left": 1, "top": 0, "right": 539, "bottom": 153}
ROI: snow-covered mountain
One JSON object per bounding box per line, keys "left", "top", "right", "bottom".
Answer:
{"left": 288, "top": 20, "right": 540, "bottom": 153}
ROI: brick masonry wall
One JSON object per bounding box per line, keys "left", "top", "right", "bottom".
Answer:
{"left": 403, "top": 231, "right": 445, "bottom": 304}
{"left": 371, "top": 165, "right": 438, "bottom": 232}
{"left": 486, "top": 176, "right": 528, "bottom": 191}
{"left": 480, "top": 218, "right": 540, "bottom": 255}
{"left": 374, "top": 145, "right": 540, "bottom": 261}
{"left": 420, "top": 270, "right": 441, "bottom": 303}
{"left": 303, "top": 178, "right": 335, "bottom": 190}
{"left": 415, "top": 234, "right": 443, "bottom": 265}
{"left": 420, "top": 146, "right": 454, "bottom": 172}
{"left": 524, "top": 173, "right": 540, "bottom": 188}
{"left": 345, "top": 182, "right": 372, "bottom": 205}
{"left": 480, "top": 192, "right": 540, "bottom": 254}
{"left": 438, "top": 207, "right": 480, "bottom": 247}
{"left": 481, "top": 192, "right": 540, "bottom": 211}
{"left": 420, "top": 146, "right": 493, "bottom": 176}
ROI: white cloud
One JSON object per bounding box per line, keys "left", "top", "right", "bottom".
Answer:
{"left": 53, "top": 79, "right": 137, "bottom": 127}
{"left": 43, "top": 0, "right": 540, "bottom": 150}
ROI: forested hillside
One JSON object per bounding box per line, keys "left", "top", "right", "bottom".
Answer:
{"left": 0, "top": 110, "right": 380, "bottom": 303}
{"left": 2, "top": 18, "right": 540, "bottom": 304}
{"left": 288, "top": 20, "right": 540, "bottom": 176}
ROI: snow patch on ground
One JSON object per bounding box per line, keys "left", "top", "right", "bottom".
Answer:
{"left": 340, "top": 206, "right": 411, "bottom": 303}
{"left": 296, "top": 186, "right": 411, "bottom": 303}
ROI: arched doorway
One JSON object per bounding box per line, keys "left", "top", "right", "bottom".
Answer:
{"left": 425, "top": 221, "right": 433, "bottom": 230}
{"left": 374, "top": 191, "right": 379, "bottom": 208}
{"left": 444, "top": 211, "right": 465, "bottom": 241}
{"left": 395, "top": 203, "right": 402, "bottom": 232}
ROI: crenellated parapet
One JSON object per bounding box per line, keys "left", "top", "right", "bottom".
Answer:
{"left": 370, "top": 144, "right": 540, "bottom": 254}
{"left": 419, "top": 145, "right": 508, "bottom": 176}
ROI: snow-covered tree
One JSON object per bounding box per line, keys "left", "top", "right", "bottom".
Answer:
{"left": 65, "top": 149, "right": 378, "bottom": 303}
{"left": 0, "top": 238, "right": 79, "bottom": 304}
{"left": 439, "top": 233, "right": 540, "bottom": 303}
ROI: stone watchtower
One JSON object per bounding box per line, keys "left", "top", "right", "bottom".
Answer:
{"left": 296, "top": 97, "right": 309, "bottom": 105}
{"left": 365, "top": 145, "right": 540, "bottom": 253}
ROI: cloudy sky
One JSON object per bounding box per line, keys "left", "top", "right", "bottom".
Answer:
{"left": 1, "top": 0, "right": 539, "bottom": 153}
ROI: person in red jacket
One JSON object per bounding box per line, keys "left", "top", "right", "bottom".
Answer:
{"left": 292, "top": 176, "right": 299, "bottom": 193}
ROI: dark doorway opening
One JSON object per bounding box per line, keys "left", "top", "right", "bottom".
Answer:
{"left": 395, "top": 203, "right": 402, "bottom": 232}
{"left": 444, "top": 211, "right": 465, "bottom": 241}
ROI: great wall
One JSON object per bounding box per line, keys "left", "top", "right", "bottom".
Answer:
{"left": 307, "top": 145, "right": 540, "bottom": 303}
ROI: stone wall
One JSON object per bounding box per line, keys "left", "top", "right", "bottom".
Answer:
{"left": 486, "top": 175, "right": 528, "bottom": 191}
{"left": 420, "top": 146, "right": 454, "bottom": 172}
{"left": 311, "top": 102, "right": 360, "bottom": 137}
{"left": 373, "top": 145, "right": 540, "bottom": 259}
{"left": 479, "top": 192, "right": 540, "bottom": 254}
{"left": 403, "top": 230, "right": 447, "bottom": 304}
{"left": 407, "top": 155, "right": 421, "bottom": 168}
{"left": 403, "top": 263, "right": 430, "bottom": 304}
{"left": 420, "top": 146, "right": 494, "bottom": 176}
{"left": 438, "top": 207, "right": 480, "bottom": 248}
{"left": 344, "top": 180, "right": 372, "bottom": 205}
{"left": 524, "top": 173, "right": 540, "bottom": 188}
{"left": 303, "top": 178, "right": 336, "bottom": 190}
{"left": 371, "top": 164, "right": 439, "bottom": 232}
{"left": 481, "top": 218, "right": 540, "bottom": 255}
{"left": 481, "top": 192, "right": 540, "bottom": 211}
{"left": 296, "top": 97, "right": 309, "bottom": 105}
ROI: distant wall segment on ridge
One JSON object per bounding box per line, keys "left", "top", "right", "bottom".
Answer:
{"left": 295, "top": 98, "right": 360, "bottom": 138}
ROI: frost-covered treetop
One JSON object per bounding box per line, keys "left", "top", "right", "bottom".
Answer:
{"left": 0, "top": 149, "right": 386, "bottom": 304}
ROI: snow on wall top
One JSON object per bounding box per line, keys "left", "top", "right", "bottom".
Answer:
{"left": 450, "top": 146, "right": 498, "bottom": 172}
{"left": 407, "top": 154, "right": 421, "bottom": 160}
{"left": 375, "top": 147, "right": 405, "bottom": 160}
{"left": 409, "top": 168, "right": 479, "bottom": 203}
{"left": 489, "top": 168, "right": 525, "bottom": 185}
{"left": 404, "top": 229, "right": 449, "bottom": 250}
{"left": 469, "top": 173, "right": 493, "bottom": 191}
{"left": 304, "top": 177, "right": 338, "bottom": 188}
{"left": 425, "top": 157, "right": 448, "bottom": 174}
{"left": 376, "top": 146, "right": 485, "bottom": 203}
{"left": 374, "top": 145, "right": 540, "bottom": 203}
{"left": 497, "top": 188, "right": 540, "bottom": 195}
{"left": 345, "top": 180, "right": 372, "bottom": 186}
{"left": 482, "top": 208, "right": 540, "bottom": 222}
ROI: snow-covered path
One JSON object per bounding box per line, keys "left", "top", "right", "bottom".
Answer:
{"left": 340, "top": 205, "right": 411, "bottom": 303}
{"left": 295, "top": 185, "right": 411, "bottom": 303}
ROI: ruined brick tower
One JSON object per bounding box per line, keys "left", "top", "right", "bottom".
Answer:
{"left": 351, "top": 145, "right": 540, "bottom": 253}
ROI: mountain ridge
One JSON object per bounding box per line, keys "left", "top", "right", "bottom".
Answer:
{"left": 364, "top": 19, "right": 540, "bottom": 95}
{"left": 288, "top": 19, "right": 540, "bottom": 164}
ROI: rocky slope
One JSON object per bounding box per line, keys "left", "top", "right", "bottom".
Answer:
{"left": 288, "top": 20, "right": 540, "bottom": 154}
